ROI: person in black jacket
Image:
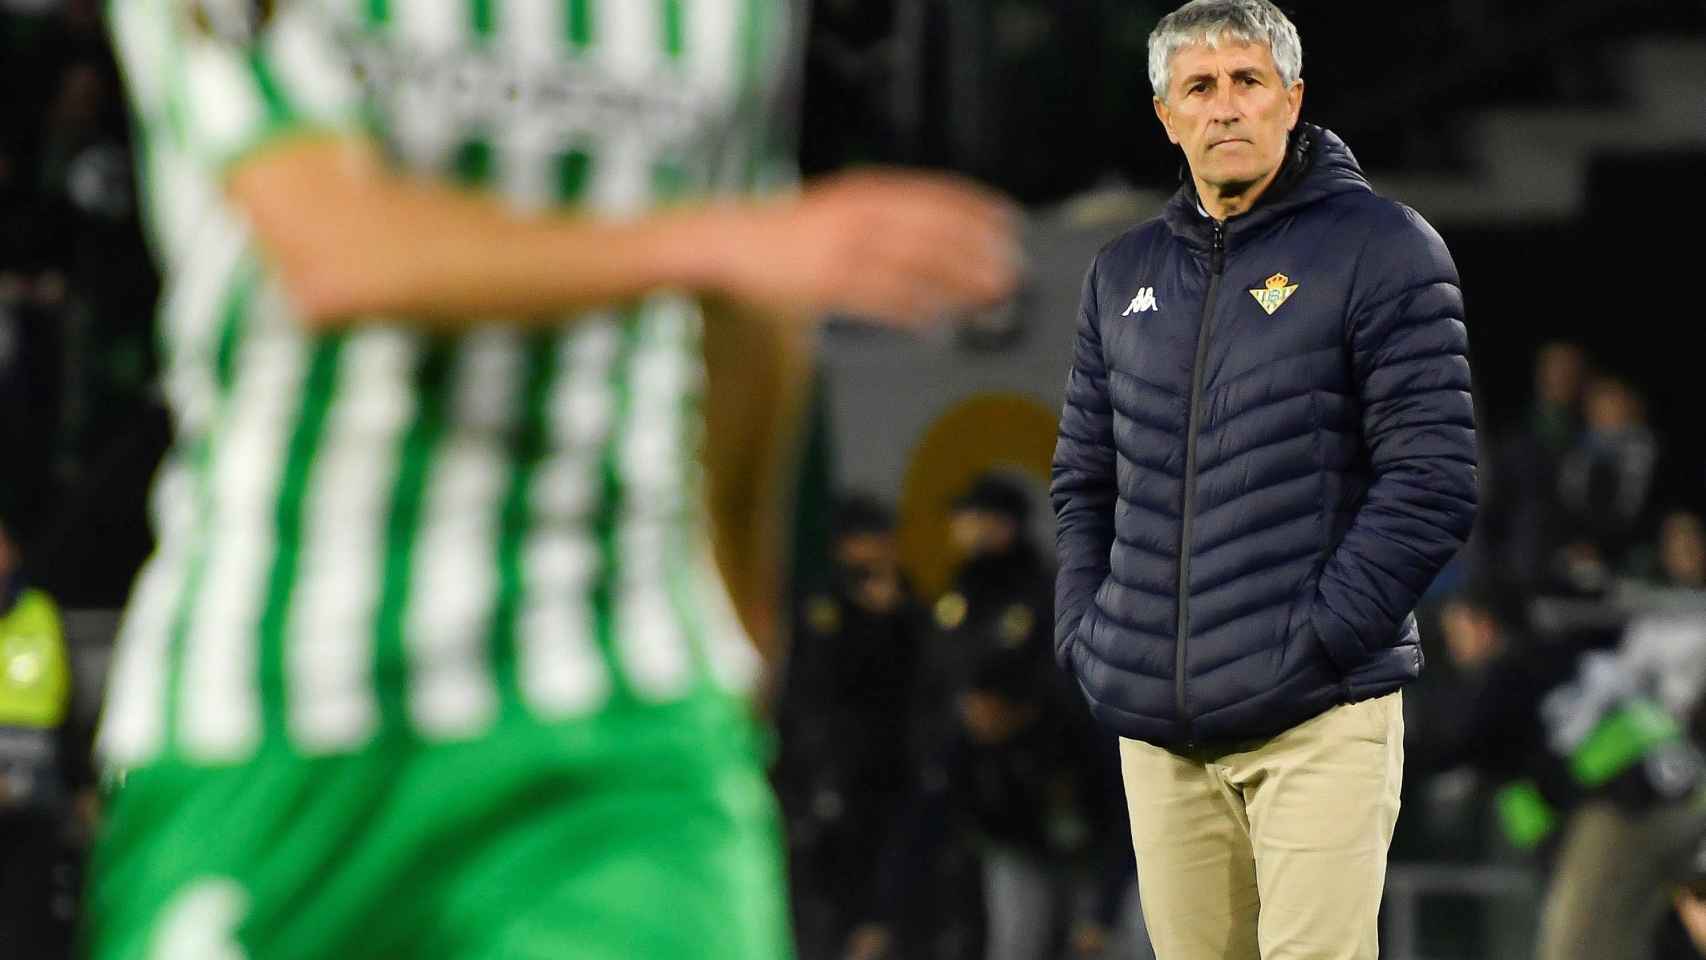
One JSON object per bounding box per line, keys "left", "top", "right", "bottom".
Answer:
{"left": 853, "top": 473, "right": 1137, "bottom": 960}
{"left": 1049, "top": 2, "right": 1478, "bottom": 957}
{"left": 1552, "top": 374, "right": 1663, "bottom": 590}
{"left": 1477, "top": 341, "right": 1586, "bottom": 594}
{"left": 774, "top": 495, "right": 926, "bottom": 960}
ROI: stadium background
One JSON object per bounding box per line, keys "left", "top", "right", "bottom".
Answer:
{"left": 2, "top": 0, "right": 1704, "bottom": 957}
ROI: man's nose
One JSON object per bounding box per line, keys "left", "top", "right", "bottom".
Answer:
{"left": 1210, "top": 81, "right": 1240, "bottom": 122}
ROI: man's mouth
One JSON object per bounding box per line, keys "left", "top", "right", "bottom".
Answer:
{"left": 1208, "top": 138, "right": 1249, "bottom": 149}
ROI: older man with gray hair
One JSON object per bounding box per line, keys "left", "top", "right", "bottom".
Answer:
{"left": 1050, "top": 1, "right": 1479, "bottom": 958}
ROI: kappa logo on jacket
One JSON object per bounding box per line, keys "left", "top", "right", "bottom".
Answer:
{"left": 1122, "top": 287, "right": 1159, "bottom": 316}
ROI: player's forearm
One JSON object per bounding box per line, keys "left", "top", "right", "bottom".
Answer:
{"left": 231, "top": 138, "right": 1021, "bottom": 333}
{"left": 231, "top": 140, "right": 751, "bottom": 329}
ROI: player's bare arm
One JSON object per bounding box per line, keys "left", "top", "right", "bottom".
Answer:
{"left": 229, "top": 137, "right": 1022, "bottom": 330}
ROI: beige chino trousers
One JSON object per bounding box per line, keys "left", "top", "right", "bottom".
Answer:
{"left": 1119, "top": 692, "right": 1403, "bottom": 960}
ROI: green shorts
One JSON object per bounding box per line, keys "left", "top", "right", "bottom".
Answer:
{"left": 84, "top": 700, "right": 793, "bottom": 960}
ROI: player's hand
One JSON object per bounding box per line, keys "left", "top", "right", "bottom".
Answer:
{"left": 718, "top": 169, "right": 1022, "bottom": 327}
{"left": 844, "top": 922, "right": 892, "bottom": 960}
{"left": 1070, "top": 921, "right": 1110, "bottom": 955}
{"left": 1675, "top": 889, "right": 1706, "bottom": 955}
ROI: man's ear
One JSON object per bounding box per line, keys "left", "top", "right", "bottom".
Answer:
{"left": 1153, "top": 96, "right": 1179, "bottom": 145}
{"left": 1286, "top": 78, "right": 1305, "bottom": 130}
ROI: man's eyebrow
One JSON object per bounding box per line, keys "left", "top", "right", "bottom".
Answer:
{"left": 1179, "top": 64, "right": 1269, "bottom": 86}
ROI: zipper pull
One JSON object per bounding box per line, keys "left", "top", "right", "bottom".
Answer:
{"left": 1211, "top": 220, "right": 1226, "bottom": 275}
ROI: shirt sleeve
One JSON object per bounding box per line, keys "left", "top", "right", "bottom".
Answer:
{"left": 1050, "top": 256, "right": 1117, "bottom": 667}
{"left": 1310, "top": 205, "right": 1479, "bottom": 671}
{"left": 111, "top": 0, "right": 369, "bottom": 176}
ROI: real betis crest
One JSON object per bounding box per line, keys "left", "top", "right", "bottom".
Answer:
{"left": 1250, "top": 273, "right": 1299, "bottom": 316}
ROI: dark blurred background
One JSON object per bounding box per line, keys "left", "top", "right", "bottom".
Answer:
{"left": 3, "top": 1, "right": 1705, "bottom": 958}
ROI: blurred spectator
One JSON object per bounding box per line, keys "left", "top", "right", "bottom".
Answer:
{"left": 775, "top": 494, "right": 927, "bottom": 960}
{"left": 1532, "top": 341, "right": 1589, "bottom": 454}
{"left": 39, "top": 60, "right": 112, "bottom": 191}
{"left": 1553, "top": 374, "right": 1663, "bottom": 591}
{"left": 854, "top": 473, "right": 1139, "bottom": 960}
{"left": 0, "top": 514, "right": 88, "bottom": 958}
{"left": 1620, "top": 610, "right": 1706, "bottom": 751}
{"left": 0, "top": 31, "right": 159, "bottom": 605}
{"left": 1615, "top": 509, "right": 1706, "bottom": 752}
{"left": 1662, "top": 512, "right": 1706, "bottom": 590}
{"left": 1625, "top": 509, "right": 1706, "bottom": 593}
{"left": 1425, "top": 582, "right": 1706, "bottom": 960}
{"left": 1480, "top": 341, "right": 1587, "bottom": 591}
{"left": 0, "top": 13, "right": 158, "bottom": 567}
{"left": 35, "top": 54, "right": 155, "bottom": 483}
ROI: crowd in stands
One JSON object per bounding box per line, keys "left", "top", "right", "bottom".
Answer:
{"left": 1407, "top": 340, "right": 1706, "bottom": 960}
{"left": 1, "top": 0, "right": 162, "bottom": 610}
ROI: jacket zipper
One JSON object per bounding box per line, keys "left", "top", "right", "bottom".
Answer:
{"left": 1176, "top": 219, "right": 1225, "bottom": 744}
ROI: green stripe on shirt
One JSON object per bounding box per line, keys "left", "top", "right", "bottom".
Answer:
{"left": 557, "top": 148, "right": 592, "bottom": 201}
{"left": 371, "top": 343, "right": 455, "bottom": 732}
{"left": 661, "top": 0, "right": 684, "bottom": 59}
{"left": 213, "top": 264, "right": 259, "bottom": 392}
{"left": 566, "top": 0, "right": 592, "bottom": 49}
{"left": 490, "top": 140, "right": 595, "bottom": 719}
{"left": 470, "top": 0, "right": 495, "bottom": 37}
{"left": 593, "top": 313, "right": 640, "bottom": 701}
{"left": 453, "top": 140, "right": 492, "bottom": 185}
{"left": 253, "top": 337, "right": 348, "bottom": 745}
{"left": 160, "top": 438, "right": 214, "bottom": 757}
{"left": 488, "top": 337, "right": 557, "bottom": 721}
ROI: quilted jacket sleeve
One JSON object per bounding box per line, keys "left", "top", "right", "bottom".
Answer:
{"left": 1051, "top": 257, "right": 1118, "bottom": 666}
{"left": 1313, "top": 206, "right": 1479, "bottom": 669}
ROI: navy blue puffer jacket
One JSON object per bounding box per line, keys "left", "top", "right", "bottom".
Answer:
{"left": 1051, "top": 125, "right": 1478, "bottom": 748}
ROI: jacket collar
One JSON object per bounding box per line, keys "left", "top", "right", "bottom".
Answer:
{"left": 1160, "top": 124, "right": 1371, "bottom": 257}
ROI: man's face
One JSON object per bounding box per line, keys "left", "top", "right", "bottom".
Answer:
{"left": 948, "top": 510, "right": 1016, "bottom": 558}
{"left": 956, "top": 691, "right": 1033, "bottom": 745}
{"left": 1584, "top": 378, "right": 1640, "bottom": 433}
{"left": 1153, "top": 38, "right": 1303, "bottom": 196}
{"left": 835, "top": 531, "right": 901, "bottom": 614}
{"left": 1535, "top": 342, "right": 1585, "bottom": 409}
{"left": 1440, "top": 602, "right": 1498, "bottom": 670}
{"left": 1661, "top": 512, "right": 1706, "bottom": 589}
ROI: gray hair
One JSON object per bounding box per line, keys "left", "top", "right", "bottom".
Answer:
{"left": 1148, "top": 0, "right": 1303, "bottom": 100}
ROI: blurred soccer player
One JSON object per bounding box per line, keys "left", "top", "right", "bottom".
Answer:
{"left": 88, "top": 1, "right": 1018, "bottom": 956}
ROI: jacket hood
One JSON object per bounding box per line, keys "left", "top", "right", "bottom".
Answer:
{"left": 1161, "top": 124, "right": 1371, "bottom": 256}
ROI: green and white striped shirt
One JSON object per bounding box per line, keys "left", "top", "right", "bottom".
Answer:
{"left": 99, "top": 0, "right": 794, "bottom": 767}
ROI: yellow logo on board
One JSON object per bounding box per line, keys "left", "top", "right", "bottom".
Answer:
{"left": 1250, "top": 273, "right": 1299, "bottom": 316}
